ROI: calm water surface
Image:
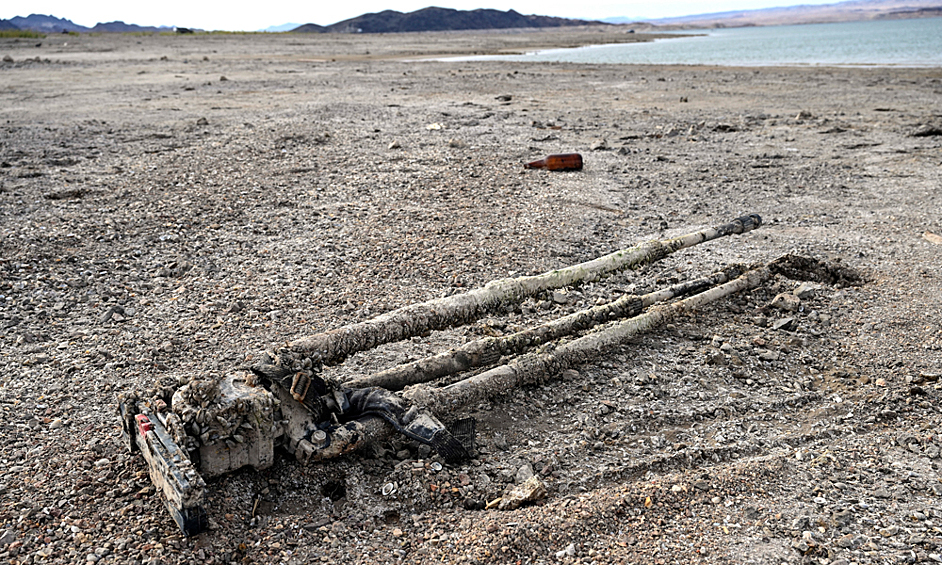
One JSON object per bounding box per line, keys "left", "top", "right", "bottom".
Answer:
{"left": 451, "top": 17, "right": 942, "bottom": 67}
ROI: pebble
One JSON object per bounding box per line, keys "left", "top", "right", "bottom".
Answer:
{"left": 0, "top": 530, "right": 15, "bottom": 545}
{"left": 880, "top": 525, "right": 900, "bottom": 537}
{"left": 770, "top": 293, "right": 800, "bottom": 312}
{"left": 555, "top": 543, "right": 576, "bottom": 560}
{"left": 516, "top": 463, "right": 534, "bottom": 483}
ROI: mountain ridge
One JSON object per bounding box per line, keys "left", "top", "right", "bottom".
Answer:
{"left": 5, "top": 13, "right": 172, "bottom": 33}
{"left": 292, "top": 7, "right": 599, "bottom": 34}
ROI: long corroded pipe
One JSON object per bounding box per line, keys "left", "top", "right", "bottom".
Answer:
{"left": 271, "top": 214, "right": 761, "bottom": 372}
{"left": 304, "top": 264, "right": 770, "bottom": 460}
{"left": 341, "top": 267, "right": 744, "bottom": 391}
{"left": 402, "top": 266, "right": 771, "bottom": 414}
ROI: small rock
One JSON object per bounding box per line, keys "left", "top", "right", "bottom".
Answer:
{"left": 516, "top": 463, "right": 534, "bottom": 484}
{"left": 388, "top": 140, "right": 401, "bottom": 149}
{"left": 912, "top": 125, "right": 942, "bottom": 137}
{"left": 757, "top": 349, "right": 779, "bottom": 362}
{"left": 831, "top": 508, "right": 854, "bottom": 527}
{"left": 2, "top": 55, "right": 13, "bottom": 63}
{"left": 49, "top": 418, "right": 63, "bottom": 429}
{"left": 0, "top": 530, "right": 15, "bottom": 545}
{"left": 837, "top": 534, "right": 868, "bottom": 549}
{"left": 551, "top": 291, "right": 569, "bottom": 305}
{"left": 561, "top": 369, "right": 580, "bottom": 381}
{"left": 793, "top": 282, "right": 819, "bottom": 299}
{"left": 555, "top": 543, "right": 576, "bottom": 560}
{"left": 772, "top": 317, "right": 796, "bottom": 331}
{"left": 770, "top": 293, "right": 800, "bottom": 312}
{"left": 495, "top": 94, "right": 512, "bottom": 102}
{"left": 196, "top": 117, "right": 209, "bottom": 126}
{"left": 706, "top": 350, "right": 727, "bottom": 366}
{"left": 498, "top": 476, "right": 546, "bottom": 510}
{"left": 94, "top": 458, "right": 110, "bottom": 467}
{"left": 448, "top": 138, "right": 465, "bottom": 148}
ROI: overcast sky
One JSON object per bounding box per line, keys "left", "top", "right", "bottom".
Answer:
{"left": 3, "top": 0, "right": 843, "bottom": 31}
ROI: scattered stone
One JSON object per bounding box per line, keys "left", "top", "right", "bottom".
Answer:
{"left": 0, "top": 530, "right": 15, "bottom": 545}
{"left": 770, "top": 293, "right": 800, "bottom": 312}
{"left": 793, "top": 282, "right": 819, "bottom": 299}
{"left": 515, "top": 463, "right": 534, "bottom": 483}
{"left": 758, "top": 349, "right": 780, "bottom": 361}
{"left": 912, "top": 125, "right": 942, "bottom": 137}
{"left": 498, "top": 476, "right": 546, "bottom": 510}
{"left": 555, "top": 543, "right": 576, "bottom": 560}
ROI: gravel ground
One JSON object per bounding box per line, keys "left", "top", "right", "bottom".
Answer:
{"left": 1, "top": 29, "right": 941, "bottom": 565}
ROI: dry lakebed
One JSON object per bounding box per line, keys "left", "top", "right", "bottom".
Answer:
{"left": 1, "top": 28, "right": 941, "bottom": 565}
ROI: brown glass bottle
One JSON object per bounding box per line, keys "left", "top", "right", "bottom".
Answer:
{"left": 524, "top": 153, "right": 583, "bottom": 171}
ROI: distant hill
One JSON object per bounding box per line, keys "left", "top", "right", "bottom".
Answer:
{"left": 8, "top": 13, "right": 171, "bottom": 33}
{"left": 292, "top": 23, "right": 328, "bottom": 33}
{"left": 10, "top": 14, "right": 89, "bottom": 33}
{"left": 639, "top": 0, "right": 942, "bottom": 27}
{"left": 90, "top": 21, "right": 171, "bottom": 33}
{"left": 292, "top": 7, "right": 600, "bottom": 34}
{"left": 0, "top": 19, "right": 20, "bottom": 30}
{"left": 260, "top": 23, "right": 302, "bottom": 32}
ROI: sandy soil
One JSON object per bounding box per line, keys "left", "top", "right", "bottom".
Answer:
{"left": 1, "top": 28, "right": 941, "bottom": 565}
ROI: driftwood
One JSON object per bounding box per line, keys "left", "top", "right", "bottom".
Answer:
{"left": 342, "top": 267, "right": 744, "bottom": 391}
{"left": 267, "top": 214, "right": 761, "bottom": 374}
{"left": 402, "top": 266, "right": 771, "bottom": 414}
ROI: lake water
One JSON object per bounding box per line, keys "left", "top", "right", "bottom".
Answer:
{"left": 449, "top": 17, "right": 942, "bottom": 67}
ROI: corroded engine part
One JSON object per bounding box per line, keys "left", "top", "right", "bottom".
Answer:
{"left": 118, "top": 395, "right": 207, "bottom": 536}
{"left": 171, "top": 373, "right": 278, "bottom": 477}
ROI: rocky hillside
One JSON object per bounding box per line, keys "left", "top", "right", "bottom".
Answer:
{"left": 6, "top": 13, "right": 170, "bottom": 33}
{"left": 293, "top": 7, "right": 599, "bottom": 34}
{"left": 8, "top": 14, "right": 89, "bottom": 33}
